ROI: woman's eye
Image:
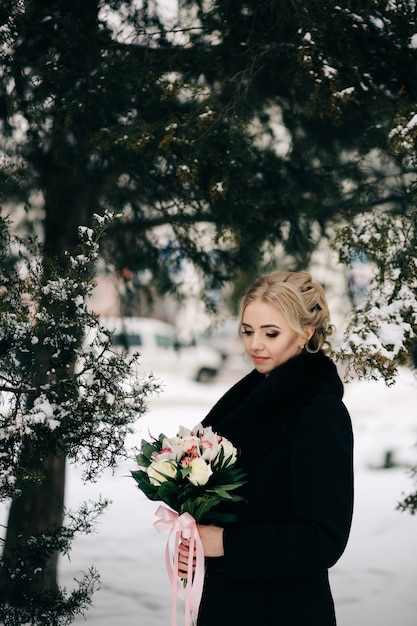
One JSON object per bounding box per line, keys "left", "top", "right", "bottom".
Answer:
{"left": 241, "top": 329, "right": 279, "bottom": 338}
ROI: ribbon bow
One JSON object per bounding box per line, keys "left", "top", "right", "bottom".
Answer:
{"left": 154, "top": 505, "right": 205, "bottom": 626}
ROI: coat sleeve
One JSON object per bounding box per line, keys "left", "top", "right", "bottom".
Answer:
{"left": 223, "top": 395, "right": 354, "bottom": 580}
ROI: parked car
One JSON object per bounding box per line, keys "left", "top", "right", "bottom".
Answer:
{"left": 200, "top": 318, "right": 241, "bottom": 361}
{"left": 199, "top": 318, "right": 250, "bottom": 376}
{"left": 100, "top": 317, "right": 223, "bottom": 382}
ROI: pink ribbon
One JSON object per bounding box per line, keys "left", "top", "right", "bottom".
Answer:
{"left": 154, "top": 505, "right": 205, "bottom": 626}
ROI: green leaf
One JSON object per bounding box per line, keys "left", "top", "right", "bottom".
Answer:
{"left": 209, "top": 487, "right": 234, "bottom": 499}
{"left": 181, "top": 495, "right": 221, "bottom": 522}
{"left": 135, "top": 452, "right": 151, "bottom": 468}
{"left": 158, "top": 479, "right": 181, "bottom": 511}
{"left": 210, "top": 481, "right": 245, "bottom": 492}
{"left": 137, "top": 439, "right": 159, "bottom": 464}
{"left": 131, "top": 470, "right": 160, "bottom": 500}
{"left": 179, "top": 467, "right": 191, "bottom": 480}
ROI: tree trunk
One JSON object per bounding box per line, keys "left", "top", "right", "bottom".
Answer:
{"left": 2, "top": 452, "right": 66, "bottom": 599}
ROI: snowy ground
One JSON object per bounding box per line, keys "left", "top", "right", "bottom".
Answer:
{"left": 2, "top": 362, "right": 417, "bottom": 625}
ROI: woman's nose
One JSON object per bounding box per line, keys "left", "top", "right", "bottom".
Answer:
{"left": 250, "top": 334, "right": 264, "bottom": 350}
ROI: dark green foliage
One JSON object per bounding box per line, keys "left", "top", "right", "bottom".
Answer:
{"left": 3, "top": 1, "right": 416, "bottom": 295}
{"left": 0, "top": 501, "right": 106, "bottom": 626}
{"left": 398, "top": 492, "right": 417, "bottom": 516}
{"left": 0, "top": 571, "right": 99, "bottom": 626}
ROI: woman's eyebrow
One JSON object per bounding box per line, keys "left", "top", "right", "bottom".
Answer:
{"left": 242, "top": 322, "right": 281, "bottom": 329}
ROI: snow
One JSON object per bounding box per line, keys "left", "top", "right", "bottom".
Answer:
{"left": 2, "top": 364, "right": 417, "bottom": 625}
{"left": 334, "top": 87, "right": 355, "bottom": 99}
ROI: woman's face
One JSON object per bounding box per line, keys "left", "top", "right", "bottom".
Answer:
{"left": 241, "top": 300, "right": 309, "bottom": 375}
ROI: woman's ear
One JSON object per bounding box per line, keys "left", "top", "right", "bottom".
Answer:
{"left": 298, "top": 327, "right": 315, "bottom": 350}
{"left": 304, "top": 326, "right": 315, "bottom": 341}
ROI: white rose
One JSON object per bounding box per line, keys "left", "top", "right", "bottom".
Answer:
{"left": 188, "top": 457, "right": 213, "bottom": 486}
{"left": 147, "top": 460, "right": 177, "bottom": 486}
{"left": 219, "top": 438, "right": 237, "bottom": 467}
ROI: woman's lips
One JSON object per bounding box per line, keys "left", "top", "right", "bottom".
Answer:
{"left": 251, "top": 355, "right": 269, "bottom": 362}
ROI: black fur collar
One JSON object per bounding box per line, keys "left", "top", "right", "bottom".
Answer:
{"left": 203, "top": 351, "right": 343, "bottom": 459}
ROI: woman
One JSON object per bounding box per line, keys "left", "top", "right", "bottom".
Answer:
{"left": 179, "top": 270, "right": 354, "bottom": 626}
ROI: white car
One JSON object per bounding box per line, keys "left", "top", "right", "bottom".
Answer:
{"left": 100, "top": 317, "right": 223, "bottom": 382}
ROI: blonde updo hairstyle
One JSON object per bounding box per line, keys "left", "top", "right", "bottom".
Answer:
{"left": 239, "top": 271, "right": 334, "bottom": 355}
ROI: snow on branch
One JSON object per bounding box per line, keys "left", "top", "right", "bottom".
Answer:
{"left": 333, "top": 211, "right": 417, "bottom": 385}
{"left": 389, "top": 112, "right": 417, "bottom": 153}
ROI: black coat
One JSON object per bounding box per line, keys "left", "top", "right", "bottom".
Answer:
{"left": 197, "top": 350, "right": 354, "bottom": 626}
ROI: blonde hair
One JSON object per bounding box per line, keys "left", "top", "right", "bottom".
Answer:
{"left": 239, "top": 270, "right": 334, "bottom": 355}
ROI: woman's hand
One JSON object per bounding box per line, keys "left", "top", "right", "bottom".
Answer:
{"left": 177, "top": 525, "right": 224, "bottom": 579}
{"left": 197, "top": 524, "right": 224, "bottom": 557}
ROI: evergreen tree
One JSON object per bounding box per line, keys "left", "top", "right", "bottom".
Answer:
{"left": 0, "top": 213, "right": 159, "bottom": 621}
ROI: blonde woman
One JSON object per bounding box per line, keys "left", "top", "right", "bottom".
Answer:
{"left": 179, "top": 271, "right": 354, "bottom": 626}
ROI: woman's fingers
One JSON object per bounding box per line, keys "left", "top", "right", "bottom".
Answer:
{"left": 177, "top": 537, "right": 196, "bottom": 578}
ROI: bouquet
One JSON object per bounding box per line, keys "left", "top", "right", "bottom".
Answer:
{"left": 132, "top": 424, "right": 247, "bottom": 626}
{"left": 131, "top": 423, "right": 247, "bottom": 522}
